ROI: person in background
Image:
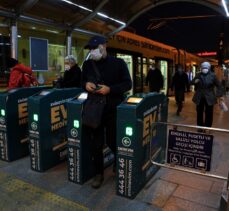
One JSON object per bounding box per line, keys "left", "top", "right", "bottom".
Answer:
{"left": 171, "top": 64, "right": 189, "bottom": 116}
{"left": 191, "top": 61, "right": 224, "bottom": 132}
{"left": 145, "top": 62, "right": 163, "bottom": 93}
{"left": 82, "top": 35, "right": 132, "bottom": 189}
{"left": 7, "top": 57, "right": 37, "bottom": 89}
{"left": 57, "top": 55, "right": 81, "bottom": 88}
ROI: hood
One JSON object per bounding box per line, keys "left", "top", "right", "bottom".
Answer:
{"left": 13, "top": 64, "right": 32, "bottom": 75}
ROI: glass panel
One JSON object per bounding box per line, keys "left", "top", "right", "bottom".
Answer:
{"left": 160, "top": 60, "right": 168, "bottom": 95}
{"left": 116, "top": 53, "right": 133, "bottom": 95}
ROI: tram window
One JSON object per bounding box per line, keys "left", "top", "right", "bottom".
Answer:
{"left": 142, "top": 57, "right": 148, "bottom": 86}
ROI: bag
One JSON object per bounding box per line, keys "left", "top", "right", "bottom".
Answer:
{"left": 219, "top": 101, "right": 228, "bottom": 112}
{"left": 82, "top": 93, "right": 106, "bottom": 128}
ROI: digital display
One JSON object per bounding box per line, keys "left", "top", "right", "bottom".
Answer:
{"left": 39, "top": 90, "right": 50, "bottom": 96}
{"left": 78, "top": 92, "right": 88, "bottom": 100}
{"left": 127, "top": 97, "right": 143, "bottom": 104}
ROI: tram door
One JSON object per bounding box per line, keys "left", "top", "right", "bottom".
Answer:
{"left": 116, "top": 53, "right": 133, "bottom": 95}
{"left": 159, "top": 60, "right": 168, "bottom": 95}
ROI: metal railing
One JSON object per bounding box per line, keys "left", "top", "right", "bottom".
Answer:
{"left": 150, "top": 121, "right": 229, "bottom": 181}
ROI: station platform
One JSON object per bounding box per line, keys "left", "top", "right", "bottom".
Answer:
{"left": 0, "top": 92, "right": 228, "bottom": 211}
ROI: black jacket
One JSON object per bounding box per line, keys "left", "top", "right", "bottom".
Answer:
{"left": 82, "top": 56, "right": 132, "bottom": 112}
{"left": 145, "top": 68, "right": 163, "bottom": 92}
{"left": 191, "top": 71, "right": 223, "bottom": 106}
{"left": 171, "top": 71, "right": 189, "bottom": 92}
{"left": 61, "top": 64, "right": 81, "bottom": 88}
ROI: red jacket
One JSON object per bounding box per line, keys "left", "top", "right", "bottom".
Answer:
{"left": 8, "top": 64, "right": 33, "bottom": 89}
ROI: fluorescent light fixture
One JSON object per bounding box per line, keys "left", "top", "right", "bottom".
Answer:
{"left": 222, "top": 0, "right": 229, "bottom": 17}
{"left": 31, "top": 26, "right": 36, "bottom": 30}
{"left": 61, "top": 0, "right": 92, "bottom": 12}
{"left": 61, "top": 0, "right": 126, "bottom": 25}
{"left": 46, "top": 29, "right": 59, "bottom": 34}
{"left": 17, "top": 35, "right": 22, "bottom": 38}
{"left": 97, "top": 12, "right": 126, "bottom": 26}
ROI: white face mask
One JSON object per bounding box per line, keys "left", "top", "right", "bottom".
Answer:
{"left": 64, "top": 64, "right": 70, "bottom": 71}
{"left": 201, "top": 68, "right": 209, "bottom": 74}
{"left": 90, "top": 48, "right": 103, "bottom": 61}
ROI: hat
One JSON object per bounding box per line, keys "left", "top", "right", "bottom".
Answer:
{"left": 84, "top": 35, "right": 107, "bottom": 49}
{"left": 6, "top": 57, "right": 18, "bottom": 68}
{"left": 200, "top": 62, "right": 211, "bottom": 70}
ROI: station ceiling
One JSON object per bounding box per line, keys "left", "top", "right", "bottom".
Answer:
{"left": 0, "top": 0, "right": 229, "bottom": 59}
{"left": 0, "top": 0, "right": 228, "bottom": 36}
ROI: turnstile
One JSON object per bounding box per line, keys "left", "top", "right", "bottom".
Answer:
{"left": 116, "top": 93, "right": 168, "bottom": 198}
{"left": 0, "top": 87, "right": 47, "bottom": 161}
{"left": 67, "top": 93, "right": 114, "bottom": 184}
{"left": 28, "top": 88, "right": 82, "bottom": 172}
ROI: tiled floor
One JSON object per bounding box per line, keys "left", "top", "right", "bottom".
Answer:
{"left": 0, "top": 92, "right": 228, "bottom": 210}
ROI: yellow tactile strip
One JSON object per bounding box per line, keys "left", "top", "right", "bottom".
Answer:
{"left": 0, "top": 172, "right": 89, "bottom": 211}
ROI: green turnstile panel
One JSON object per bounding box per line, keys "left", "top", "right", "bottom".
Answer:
{"left": 116, "top": 93, "right": 168, "bottom": 199}
{"left": 28, "top": 88, "right": 82, "bottom": 172}
{"left": 0, "top": 87, "right": 48, "bottom": 161}
{"left": 67, "top": 93, "right": 114, "bottom": 184}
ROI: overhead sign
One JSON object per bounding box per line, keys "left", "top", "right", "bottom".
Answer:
{"left": 167, "top": 130, "right": 213, "bottom": 171}
{"left": 197, "top": 52, "right": 217, "bottom": 57}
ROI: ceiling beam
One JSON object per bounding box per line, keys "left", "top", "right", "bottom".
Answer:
{"left": 107, "top": 0, "right": 224, "bottom": 36}
{"left": 0, "top": 9, "right": 103, "bottom": 37}
{"left": 16, "top": 0, "right": 39, "bottom": 16}
{"left": 71, "top": 0, "right": 109, "bottom": 29}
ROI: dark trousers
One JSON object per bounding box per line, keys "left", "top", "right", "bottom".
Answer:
{"left": 175, "top": 90, "right": 185, "bottom": 112}
{"left": 86, "top": 113, "right": 116, "bottom": 175}
{"left": 196, "top": 97, "right": 214, "bottom": 127}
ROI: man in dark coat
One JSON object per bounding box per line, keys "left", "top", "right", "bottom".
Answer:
{"left": 145, "top": 62, "right": 164, "bottom": 93}
{"left": 82, "top": 35, "right": 132, "bottom": 189}
{"left": 58, "top": 55, "right": 81, "bottom": 88}
{"left": 171, "top": 64, "right": 189, "bottom": 115}
{"left": 191, "top": 62, "right": 223, "bottom": 129}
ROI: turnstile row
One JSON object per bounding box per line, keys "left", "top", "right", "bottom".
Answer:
{"left": 0, "top": 88, "right": 168, "bottom": 199}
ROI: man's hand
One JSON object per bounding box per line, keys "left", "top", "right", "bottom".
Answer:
{"left": 95, "top": 84, "right": 110, "bottom": 95}
{"left": 86, "top": 82, "right": 96, "bottom": 92}
{"left": 194, "top": 79, "right": 200, "bottom": 83}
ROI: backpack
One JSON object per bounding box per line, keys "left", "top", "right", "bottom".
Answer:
{"left": 22, "top": 73, "right": 38, "bottom": 87}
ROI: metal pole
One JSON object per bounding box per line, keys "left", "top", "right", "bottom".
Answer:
{"left": 10, "top": 20, "right": 18, "bottom": 59}
{"left": 156, "top": 121, "right": 229, "bottom": 134}
{"left": 152, "top": 161, "right": 227, "bottom": 181}
{"left": 66, "top": 30, "right": 72, "bottom": 56}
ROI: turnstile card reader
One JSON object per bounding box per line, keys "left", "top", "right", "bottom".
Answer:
{"left": 116, "top": 93, "right": 168, "bottom": 198}
{"left": 28, "top": 88, "right": 82, "bottom": 172}
{"left": 67, "top": 93, "right": 114, "bottom": 184}
{"left": 0, "top": 87, "right": 48, "bottom": 161}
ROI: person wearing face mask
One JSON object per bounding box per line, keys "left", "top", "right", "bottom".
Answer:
{"left": 145, "top": 62, "right": 164, "bottom": 93}
{"left": 191, "top": 61, "right": 224, "bottom": 132}
{"left": 55, "top": 55, "right": 81, "bottom": 88}
{"left": 171, "top": 64, "right": 189, "bottom": 115}
{"left": 82, "top": 35, "right": 132, "bottom": 189}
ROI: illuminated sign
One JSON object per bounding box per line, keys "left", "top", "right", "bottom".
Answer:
{"left": 127, "top": 97, "right": 143, "bottom": 104}
{"left": 197, "top": 52, "right": 217, "bottom": 57}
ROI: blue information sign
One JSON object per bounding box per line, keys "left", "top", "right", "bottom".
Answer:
{"left": 167, "top": 129, "right": 213, "bottom": 171}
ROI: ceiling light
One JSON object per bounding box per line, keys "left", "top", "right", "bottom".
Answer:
{"left": 222, "top": 0, "right": 229, "bottom": 17}
{"left": 46, "top": 29, "right": 59, "bottom": 34}
{"left": 97, "top": 12, "right": 126, "bottom": 26}
{"left": 61, "top": 0, "right": 92, "bottom": 12}
{"left": 61, "top": 0, "right": 126, "bottom": 26}
{"left": 17, "top": 35, "right": 22, "bottom": 38}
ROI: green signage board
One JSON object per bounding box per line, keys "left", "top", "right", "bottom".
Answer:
{"left": 28, "top": 88, "right": 82, "bottom": 172}
{"left": 0, "top": 87, "right": 48, "bottom": 161}
{"left": 116, "top": 93, "right": 168, "bottom": 198}
{"left": 67, "top": 93, "right": 114, "bottom": 184}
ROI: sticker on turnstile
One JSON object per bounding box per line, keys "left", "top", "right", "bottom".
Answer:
{"left": 39, "top": 90, "right": 50, "bottom": 96}
{"left": 127, "top": 97, "right": 143, "bottom": 104}
{"left": 78, "top": 92, "right": 88, "bottom": 100}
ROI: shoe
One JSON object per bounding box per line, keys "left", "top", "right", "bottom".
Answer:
{"left": 91, "top": 174, "right": 104, "bottom": 189}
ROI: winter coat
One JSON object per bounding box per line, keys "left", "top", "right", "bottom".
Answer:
{"left": 8, "top": 64, "right": 34, "bottom": 89}
{"left": 191, "top": 71, "right": 223, "bottom": 106}
{"left": 145, "top": 68, "right": 164, "bottom": 92}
